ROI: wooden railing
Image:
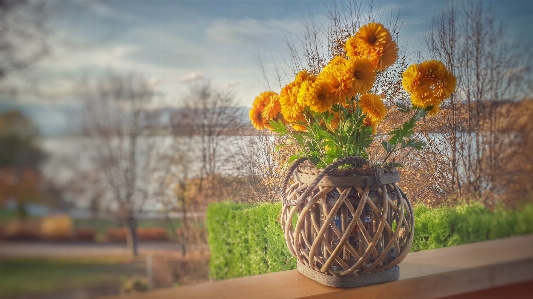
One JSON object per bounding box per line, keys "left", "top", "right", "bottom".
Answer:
{"left": 104, "top": 234, "right": 533, "bottom": 299}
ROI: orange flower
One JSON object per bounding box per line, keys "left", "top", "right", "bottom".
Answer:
{"left": 249, "top": 101, "right": 266, "bottom": 130}
{"left": 401, "top": 64, "right": 420, "bottom": 94}
{"left": 303, "top": 79, "right": 336, "bottom": 112}
{"left": 370, "top": 40, "right": 398, "bottom": 71}
{"left": 280, "top": 70, "right": 314, "bottom": 122}
{"left": 297, "top": 76, "right": 317, "bottom": 106}
{"left": 344, "top": 58, "right": 376, "bottom": 94}
{"left": 402, "top": 60, "right": 456, "bottom": 109}
{"left": 359, "top": 93, "right": 387, "bottom": 123}
{"left": 346, "top": 22, "right": 398, "bottom": 70}
{"left": 355, "top": 22, "right": 393, "bottom": 52}
{"left": 319, "top": 56, "right": 355, "bottom": 103}
{"left": 345, "top": 35, "right": 362, "bottom": 58}
{"left": 262, "top": 91, "right": 281, "bottom": 121}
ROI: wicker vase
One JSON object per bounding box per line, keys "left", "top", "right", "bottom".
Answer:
{"left": 280, "top": 156, "right": 414, "bottom": 288}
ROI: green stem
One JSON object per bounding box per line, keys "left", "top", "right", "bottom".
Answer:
{"left": 380, "top": 107, "right": 424, "bottom": 166}
{"left": 381, "top": 143, "right": 398, "bottom": 165}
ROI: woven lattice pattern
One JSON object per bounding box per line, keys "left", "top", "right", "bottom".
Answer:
{"left": 281, "top": 157, "right": 414, "bottom": 277}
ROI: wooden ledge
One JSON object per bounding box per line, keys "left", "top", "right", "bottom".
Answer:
{"left": 105, "top": 234, "right": 533, "bottom": 299}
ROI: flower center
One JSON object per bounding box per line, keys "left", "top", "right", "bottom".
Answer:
{"left": 368, "top": 35, "right": 377, "bottom": 44}
{"left": 354, "top": 70, "right": 363, "bottom": 79}
{"left": 318, "top": 93, "right": 326, "bottom": 102}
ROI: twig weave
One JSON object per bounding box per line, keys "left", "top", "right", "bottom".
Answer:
{"left": 280, "top": 157, "right": 414, "bottom": 277}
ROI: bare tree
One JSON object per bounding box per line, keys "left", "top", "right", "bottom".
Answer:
{"left": 0, "top": 0, "right": 54, "bottom": 96}
{"left": 420, "top": 1, "right": 532, "bottom": 205}
{"left": 80, "top": 71, "right": 165, "bottom": 255}
{"left": 165, "top": 80, "right": 246, "bottom": 255}
{"left": 232, "top": 133, "right": 296, "bottom": 203}
{"left": 180, "top": 80, "right": 244, "bottom": 199}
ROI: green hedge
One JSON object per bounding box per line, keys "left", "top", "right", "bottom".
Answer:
{"left": 207, "top": 201, "right": 533, "bottom": 280}
{"left": 207, "top": 202, "right": 295, "bottom": 280}
{"left": 412, "top": 202, "right": 533, "bottom": 251}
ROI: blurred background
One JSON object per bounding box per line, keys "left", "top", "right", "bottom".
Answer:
{"left": 0, "top": 0, "right": 532, "bottom": 298}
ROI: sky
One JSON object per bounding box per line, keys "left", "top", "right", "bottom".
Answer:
{"left": 2, "top": 0, "right": 533, "bottom": 135}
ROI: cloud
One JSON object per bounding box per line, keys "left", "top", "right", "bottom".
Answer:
{"left": 87, "top": 1, "right": 141, "bottom": 22}
{"left": 505, "top": 65, "right": 531, "bottom": 77}
{"left": 110, "top": 45, "right": 140, "bottom": 58}
{"left": 205, "top": 18, "right": 301, "bottom": 45}
{"left": 180, "top": 72, "right": 205, "bottom": 82}
{"left": 224, "top": 80, "right": 240, "bottom": 89}
{"left": 125, "top": 27, "right": 211, "bottom": 68}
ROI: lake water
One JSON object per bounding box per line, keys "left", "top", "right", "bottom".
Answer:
{"left": 39, "top": 135, "right": 270, "bottom": 207}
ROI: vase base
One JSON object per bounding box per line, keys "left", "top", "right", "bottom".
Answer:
{"left": 296, "top": 261, "right": 399, "bottom": 288}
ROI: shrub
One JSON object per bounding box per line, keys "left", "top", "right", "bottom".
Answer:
{"left": 207, "top": 202, "right": 295, "bottom": 280}
{"left": 411, "top": 202, "right": 533, "bottom": 251}
{"left": 208, "top": 201, "right": 533, "bottom": 280}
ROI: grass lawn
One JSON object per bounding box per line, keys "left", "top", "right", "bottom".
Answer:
{"left": 0, "top": 209, "right": 19, "bottom": 222}
{"left": 74, "top": 217, "right": 183, "bottom": 237}
{"left": 0, "top": 256, "right": 146, "bottom": 299}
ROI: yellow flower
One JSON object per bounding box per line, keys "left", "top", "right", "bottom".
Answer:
{"left": 418, "top": 61, "right": 456, "bottom": 101}
{"left": 355, "top": 22, "right": 393, "bottom": 52}
{"left": 261, "top": 92, "right": 283, "bottom": 130}
{"left": 359, "top": 93, "right": 387, "bottom": 123}
{"left": 347, "top": 22, "right": 398, "bottom": 70}
{"left": 323, "top": 56, "right": 347, "bottom": 70}
{"left": 370, "top": 40, "right": 398, "bottom": 71}
{"left": 249, "top": 97, "right": 267, "bottom": 130}
{"left": 402, "top": 60, "right": 457, "bottom": 109}
{"left": 297, "top": 76, "right": 317, "bottom": 106}
{"left": 319, "top": 56, "right": 362, "bottom": 103}
{"left": 401, "top": 64, "right": 420, "bottom": 94}
{"left": 344, "top": 58, "right": 376, "bottom": 94}
{"left": 280, "top": 70, "right": 313, "bottom": 122}
{"left": 303, "top": 79, "right": 336, "bottom": 112}
{"left": 345, "top": 35, "right": 362, "bottom": 59}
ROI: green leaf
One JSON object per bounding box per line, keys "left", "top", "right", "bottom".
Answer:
{"left": 293, "top": 134, "right": 305, "bottom": 146}
{"left": 317, "top": 129, "right": 333, "bottom": 140}
{"left": 400, "top": 138, "right": 407, "bottom": 148}
{"left": 389, "top": 117, "right": 416, "bottom": 145}
{"left": 413, "top": 140, "right": 426, "bottom": 150}
{"left": 399, "top": 138, "right": 426, "bottom": 150}
{"left": 269, "top": 120, "right": 287, "bottom": 134}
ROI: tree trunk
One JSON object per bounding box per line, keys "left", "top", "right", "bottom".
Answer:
{"left": 125, "top": 216, "right": 139, "bottom": 256}
{"left": 180, "top": 194, "right": 188, "bottom": 257}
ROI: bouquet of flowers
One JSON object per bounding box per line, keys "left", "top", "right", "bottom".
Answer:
{"left": 249, "top": 22, "right": 456, "bottom": 169}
